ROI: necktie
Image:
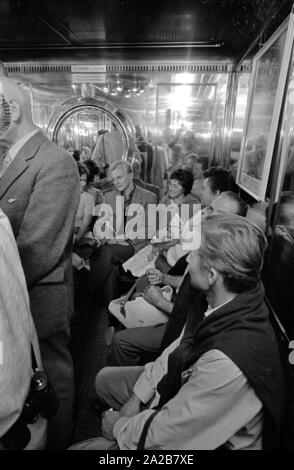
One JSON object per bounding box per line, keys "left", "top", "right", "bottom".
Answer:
{"left": 0, "top": 150, "right": 12, "bottom": 177}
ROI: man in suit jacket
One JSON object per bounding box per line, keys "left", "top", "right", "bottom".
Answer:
{"left": 0, "top": 76, "right": 80, "bottom": 449}
{"left": 91, "top": 160, "right": 156, "bottom": 304}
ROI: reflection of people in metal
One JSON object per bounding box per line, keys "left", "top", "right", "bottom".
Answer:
{"left": 92, "top": 123, "right": 124, "bottom": 169}
{"left": 263, "top": 192, "right": 294, "bottom": 339}
{"left": 168, "top": 128, "right": 199, "bottom": 168}
{"left": 245, "top": 135, "right": 267, "bottom": 180}
{"left": 284, "top": 141, "right": 294, "bottom": 190}
{"left": 182, "top": 153, "right": 209, "bottom": 199}
{"left": 246, "top": 148, "right": 264, "bottom": 180}
{"left": 135, "top": 125, "right": 154, "bottom": 183}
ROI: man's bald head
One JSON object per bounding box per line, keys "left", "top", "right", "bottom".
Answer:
{"left": 211, "top": 191, "right": 247, "bottom": 217}
{"left": 0, "top": 77, "right": 35, "bottom": 144}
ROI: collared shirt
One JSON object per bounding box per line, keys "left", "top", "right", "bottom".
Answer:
{"left": 204, "top": 296, "right": 236, "bottom": 318}
{"left": 0, "top": 209, "right": 46, "bottom": 449}
{"left": 122, "top": 183, "right": 136, "bottom": 206}
{"left": 8, "top": 128, "right": 39, "bottom": 162}
{"left": 0, "top": 129, "right": 40, "bottom": 177}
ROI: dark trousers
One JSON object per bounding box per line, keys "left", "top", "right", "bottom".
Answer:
{"left": 111, "top": 324, "right": 167, "bottom": 366}
{"left": 39, "top": 330, "right": 75, "bottom": 450}
{"left": 90, "top": 243, "right": 134, "bottom": 304}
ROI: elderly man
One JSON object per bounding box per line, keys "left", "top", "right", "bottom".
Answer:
{"left": 90, "top": 160, "right": 156, "bottom": 304}
{"left": 71, "top": 213, "right": 285, "bottom": 450}
{"left": 0, "top": 76, "right": 80, "bottom": 448}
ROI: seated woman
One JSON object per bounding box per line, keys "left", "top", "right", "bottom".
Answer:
{"left": 154, "top": 168, "right": 200, "bottom": 271}
{"left": 160, "top": 168, "right": 199, "bottom": 207}
{"left": 83, "top": 159, "right": 104, "bottom": 206}
{"left": 72, "top": 163, "right": 95, "bottom": 269}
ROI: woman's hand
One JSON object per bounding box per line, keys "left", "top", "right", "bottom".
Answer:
{"left": 145, "top": 267, "right": 164, "bottom": 285}
{"left": 142, "top": 285, "right": 164, "bottom": 308}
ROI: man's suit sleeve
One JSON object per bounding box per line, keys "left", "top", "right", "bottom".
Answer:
{"left": 145, "top": 192, "right": 157, "bottom": 239}
{"left": 17, "top": 149, "right": 80, "bottom": 287}
{"left": 129, "top": 190, "right": 157, "bottom": 251}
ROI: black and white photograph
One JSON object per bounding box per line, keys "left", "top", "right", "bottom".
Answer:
{"left": 0, "top": 0, "right": 294, "bottom": 457}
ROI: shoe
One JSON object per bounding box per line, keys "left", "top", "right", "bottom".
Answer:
{"left": 104, "top": 326, "right": 115, "bottom": 346}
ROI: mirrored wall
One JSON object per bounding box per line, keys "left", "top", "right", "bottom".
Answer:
{"left": 18, "top": 67, "right": 231, "bottom": 182}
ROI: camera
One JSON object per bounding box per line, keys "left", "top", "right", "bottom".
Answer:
{"left": 22, "top": 370, "right": 59, "bottom": 423}
{"left": 1, "top": 369, "right": 59, "bottom": 450}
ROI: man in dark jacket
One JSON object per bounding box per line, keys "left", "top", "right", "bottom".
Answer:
{"left": 70, "top": 213, "right": 286, "bottom": 450}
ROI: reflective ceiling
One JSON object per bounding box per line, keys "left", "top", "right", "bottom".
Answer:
{"left": 0, "top": 0, "right": 292, "bottom": 62}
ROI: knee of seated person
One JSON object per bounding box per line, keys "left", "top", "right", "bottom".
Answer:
{"left": 110, "top": 331, "right": 124, "bottom": 355}
{"left": 112, "top": 328, "right": 128, "bottom": 345}
{"left": 95, "top": 366, "right": 114, "bottom": 396}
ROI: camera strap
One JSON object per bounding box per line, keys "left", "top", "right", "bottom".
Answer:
{"left": 31, "top": 344, "right": 39, "bottom": 371}
{"left": 0, "top": 344, "right": 40, "bottom": 450}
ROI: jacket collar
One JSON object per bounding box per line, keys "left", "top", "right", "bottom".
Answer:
{"left": 0, "top": 130, "right": 46, "bottom": 199}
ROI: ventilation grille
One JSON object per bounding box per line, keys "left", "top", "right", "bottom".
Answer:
{"left": 157, "top": 31, "right": 187, "bottom": 41}
{"left": 238, "top": 62, "right": 252, "bottom": 73}
{"left": 4, "top": 64, "right": 72, "bottom": 73}
{"left": 106, "top": 31, "right": 189, "bottom": 42}
{"left": 4, "top": 62, "right": 231, "bottom": 74}
{"left": 106, "top": 64, "right": 230, "bottom": 73}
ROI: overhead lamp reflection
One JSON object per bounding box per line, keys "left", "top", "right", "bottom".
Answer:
{"left": 96, "top": 76, "right": 146, "bottom": 98}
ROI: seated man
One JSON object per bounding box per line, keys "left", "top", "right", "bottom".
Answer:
{"left": 132, "top": 159, "right": 161, "bottom": 202}
{"left": 90, "top": 160, "right": 157, "bottom": 304}
{"left": 182, "top": 153, "right": 209, "bottom": 199}
{"left": 70, "top": 213, "right": 285, "bottom": 450}
{"left": 0, "top": 209, "right": 47, "bottom": 449}
{"left": 110, "top": 191, "right": 248, "bottom": 367}
{"left": 165, "top": 190, "right": 248, "bottom": 267}
{"left": 200, "top": 166, "right": 237, "bottom": 207}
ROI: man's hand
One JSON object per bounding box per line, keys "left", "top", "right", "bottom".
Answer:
{"left": 146, "top": 267, "right": 164, "bottom": 285}
{"left": 119, "top": 393, "right": 141, "bottom": 417}
{"left": 101, "top": 409, "right": 121, "bottom": 440}
{"left": 143, "top": 285, "right": 174, "bottom": 314}
{"left": 107, "top": 239, "right": 129, "bottom": 246}
{"left": 142, "top": 285, "right": 164, "bottom": 308}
